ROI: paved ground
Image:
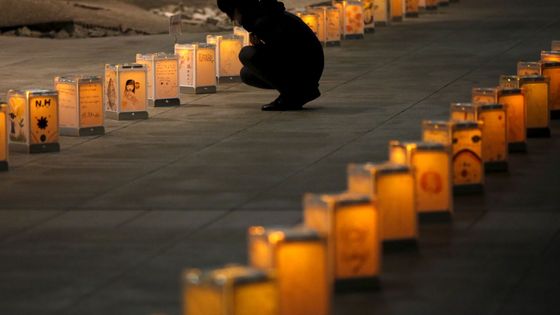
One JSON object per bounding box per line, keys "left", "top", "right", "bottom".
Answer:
{"left": 1, "top": 0, "right": 560, "bottom": 314}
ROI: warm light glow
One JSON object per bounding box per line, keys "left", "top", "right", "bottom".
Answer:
{"left": 360, "top": 0, "right": 375, "bottom": 31}
{"left": 136, "top": 53, "right": 180, "bottom": 103}
{"left": 542, "top": 62, "right": 560, "bottom": 112}
{"left": 304, "top": 192, "right": 380, "bottom": 287}
{"left": 175, "top": 43, "right": 217, "bottom": 93}
{"left": 450, "top": 103, "right": 476, "bottom": 121}
{"left": 500, "top": 75, "right": 520, "bottom": 89}
{"left": 104, "top": 64, "right": 148, "bottom": 118}
{"left": 425, "top": 0, "right": 438, "bottom": 8}
{"left": 0, "top": 104, "right": 7, "bottom": 168}
{"left": 472, "top": 87, "right": 498, "bottom": 106}
{"left": 498, "top": 88, "right": 527, "bottom": 150}
{"left": 183, "top": 265, "right": 278, "bottom": 315}
{"left": 373, "top": 0, "right": 389, "bottom": 24}
{"left": 248, "top": 226, "right": 330, "bottom": 315}
{"left": 334, "top": 1, "right": 365, "bottom": 38}
{"left": 520, "top": 76, "right": 550, "bottom": 130}
{"left": 207, "top": 35, "right": 244, "bottom": 80}
{"left": 300, "top": 13, "right": 320, "bottom": 37}
{"left": 422, "top": 120, "right": 452, "bottom": 145}
{"left": 517, "top": 61, "right": 542, "bottom": 76}
{"left": 405, "top": 0, "right": 419, "bottom": 16}
{"left": 391, "top": 0, "right": 403, "bottom": 20}
{"left": 552, "top": 40, "right": 560, "bottom": 51}
{"left": 477, "top": 104, "right": 508, "bottom": 169}
{"left": 541, "top": 51, "right": 560, "bottom": 62}
{"left": 347, "top": 163, "right": 417, "bottom": 243}
{"left": 233, "top": 26, "right": 250, "bottom": 47}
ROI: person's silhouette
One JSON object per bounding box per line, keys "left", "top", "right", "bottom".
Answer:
{"left": 218, "top": 0, "right": 324, "bottom": 111}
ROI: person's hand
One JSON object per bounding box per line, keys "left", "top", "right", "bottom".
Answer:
{"left": 250, "top": 33, "right": 264, "bottom": 46}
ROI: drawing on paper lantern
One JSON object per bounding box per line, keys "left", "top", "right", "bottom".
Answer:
{"left": 106, "top": 78, "right": 116, "bottom": 111}
{"left": 340, "top": 222, "right": 370, "bottom": 274}
{"left": 123, "top": 79, "right": 139, "bottom": 109}
{"left": 420, "top": 171, "right": 443, "bottom": 195}
{"left": 177, "top": 49, "right": 194, "bottom": 86}
{"left": 346, "top": 5, "right": 364, "bottom": 34}
{"left": 453, "top": 149, "right": 483, "bottom": 183}
{"left": 363, "top": 0, "right": 374, "bottom": 25}
{"left": 8, "top": 96, "right": 27, "bottom": 143}
{"left": 30, "top": 95, "right": 58, "bottom": 145}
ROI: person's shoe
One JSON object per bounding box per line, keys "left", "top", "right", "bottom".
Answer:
{"left": 261, "top": 89, "right": 321, "bottom": 111}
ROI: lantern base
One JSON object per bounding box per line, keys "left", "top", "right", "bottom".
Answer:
{"left": 405, "top": 12, "right": 419, "bottom": 18}
{"left": 550, "top": 110, "right": 560, "bottom": 120}
{"left": 426, "top": 5, "right": 438, "bottom": 10}
{"left": 438, "top": 2, "right": 450, "bottom": 6}
{"left": 150, "top": 98, "right": 181, "bottom": 107}
{"left": 218, "top": 76, "right": 242, "bottom": 84}
{"left": 181, "top": 86, "right": 217, "bottom": 94}
{"left": 485, "top": 161, "right": 508, "bottom": 173}
{"left": 335, "top": 276, "right": 381, "bottom": 293}
{"left": 419, "top": 211, "right": 452, "bottom": 223}
{"left": 364, "top": 27, "right": 375, "bottom": 33}
{"left": 375, "top": 21, "right": 388, "bottom": 27}
{"left": 343, "top": 34, "right": 364, "bottom": 40}
{"left": 106, "top": 111, "right": 149, "bottom": 121}
{"left": 326, "top": 41, "right": 341, "bottom": 47}
{"left": 508, "top": 142, "right": 528, "bottom": 153}
{"left": 0, "top": 161, "right": 8, "bottom": 172}
{"left": 527, "top": 127, "right": 551, "bottom": 138}
{"left": 391, "top": 16, "right": 403, "bottom": 22}
{"left": 383, "top": 239, "right": 418, "bottom": 252}
{"left": 453, "top": 183, "right": 484, "bottom": 195}
{"left": 61, "top": 126, "right": 105, "bottom": 137}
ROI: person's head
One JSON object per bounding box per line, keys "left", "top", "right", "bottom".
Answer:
{"left": 125, "top": 80, "right": 135, "bottom": 93}
{"left": 218, "top": 0, "right": 261, "bottom": 29}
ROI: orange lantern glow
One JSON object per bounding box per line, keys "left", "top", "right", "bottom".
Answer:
{"left": 450, "top": 102, "right": 476, "bottom": 121}
{"left": 175, "top": 43, "right": 217, "bottom": 94}
{"left": 471, "top": 87, "right": 498, "bottom": 106}
{"left": 347, "top": 162, "right": 418, "bottom": 248}
{"left": 500, "top": 75, "right": 520, "bottom": 89}
{"left": 334, "top": 0, "right": 365, "bottom": 39}
{"left": 248, "top": 226, "right": 330, "bottom": 315}
{"left": 389, "top": 141, "right": 453, "bottom": 220}
{"left": 7, "top": 89, "right": 60, "bottom": 153}
{"left": 390, "top": 0, "right": 403, "bottom": 21}
{"left": 405, "top": 0, "right": 419, "bottom": 17}
{"left": 298, "top": 12, "right": 321, "bottom": 38}
{"left": 519, "top": 75, "right": 550, "bottom": 137}
{"left": 54, "top": 75, "right": 105, "bottom": 136}
{"left": 104, "top": 64, "right": 149, "bottom": 120}
{"left": 498, "top": 87, "right": 527, "bottom": 152}
{"left": 476, "top": 104, "right": 508, "bottom": 172}
{"left": 541, "top": 51, "right": 560, "bottom": 63}
{"left": 425, "top": 0, "right": 438, "bottom": 10}
{"left": 373, "top": 0, "right": 389, "bottom": 26}
{"left": 0, "top": 102, "right": 8, "bottom": 171}
{"left": 360, "top": 0, "right": 375, "bottom": 32}
{"left": 311, "top": 6, "right": 342, "bottom": 46}
{"left": 183, "top": 265, "right": 278, "bottom": 315}
{"left": 552, "top": 40, "right": 560, "bottom": 51}
{"left": 418, "top": 0, "right": 426, "bottom": 9}
{"left": 206, "top": 35, "right": 244, "bottom": 83}
{"left": 233, "top": 26, "right": 250, "bottom": 47}
{"left": 517, "top": 61, "right": 542, "bottom": 76}
{"left": 135, "top": 53, "right": 180, "bottom": 107}
{"left": 304, "top": 192, "right": 380, "bottom": 291}
{"left": 541, "top": 61, "right": 560, "bottom": 119}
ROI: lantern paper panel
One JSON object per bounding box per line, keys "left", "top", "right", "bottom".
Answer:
{"left": 175, "top": 43, "right": 217, "bottom": 94}
{"left": 7, "top": 89, "right": 60, "bottom": 154}
{"left": 541, "top": 51, "right": 560, "bottom": 63}
{"left": 541, "top": 62, "right": 560, "bottom": 119}
{"left": 373, "top": 0, "right": 389, "bottom": 26}
{"left": 405, "top": 0, "right": 419, "bottom": 17}
{"left": 498, "top": 88, "right": 527, "bottom": 152}
{"left": 248, "top": 226, "right": 330, "bottom": 315}
{"left": 425, "top": 0, "right": 438, "bottom": 10}
{"left": 421, "top": 120, "right": 452, "bottom": 146}
{"left": 418, "top": 0, "right": 426, "bottom": 9}
{"left": 390, "top": 0, "right": 403, "bottom": 21}
{"left": 309, "top": 8, "right": 326, "bottom": 43}
{"left": 207, "top": 35, "right": 244, "bottom": 83}
{"left": 136, "top": 53, "right": 180, "bottom": 107}
{"left": 104, "top": 64, "right": 149, "bottom": 121}
{"left": 520, "top": 76, "right": 550, "bottom": 138}
{"left": 55, "top": 76, "right": 105, "bottom": 136}
{"left": 334, "top": 1, "right": 365, "bottom": 39}
{"left": 299, "top": 13, "right": 321, "bottom": 39}
{"left": 0, "top": 103, "right": 8, "bottom": 171}
{"left": 471, "top": 87, "right": 498, "bottom": 106}
{"left": 450, "top": 102, "right": 476, "bottom": 121}
{"left": 552, "top": 40, "right": 560, "bottom": 51}
{"left": 325, "top": 7, "right": 342, "bottom": 45}
{"left": 183, "top": 265, "right": 278, "bottom": 315}
{"left": 517, "top": 61, "right": 542, "bottom": 76}
{"left": 389, "top": 141, "right": 453, "bottom": 218}
{"left": 477, "top": 104, "right": 508, "bottom": 172}
{"left": 347, "top": 162, "right": 418, "bottom": 247}
{"left": 500, "top": 75, "right": 520, "bottom": 89}
{"left": 234, "top": 26, "right": 251, "bottom": 47}
{"left": 451, "top": 121, "right": 484, "bottom": 193}
{"left": 304, "top": 192, "right": 381, "bottom": 291}
{"left": 360, "top": 0, "right": 375, "bottom": 32}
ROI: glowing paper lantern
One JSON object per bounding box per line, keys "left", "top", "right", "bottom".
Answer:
{"left": 304, "top": 192, "right": 380, "bottom": 291}
{"left": 498, "top": 87, "right": 527, "bottom": 152}
{"left": 450, "top": 102, "right": 476, "bottom": 121}
{"left": 517, "top": 61, "right": 542, "bottom": 76}
{"left": 135, "top": 52, "right": 180, "bottom": 107}
{"left": 389, "top": 141, "right": 453, "bottom": 219}
{"left": 298, "top": 12, "right": 321, "bottom": 38}
{"left": 233, "top": 26, "right": 250, "bottom": 47}
{"left": 54, "top": 75, "right": 105, "bottom": 136}
{"left": 373, "top": 0, "right": 389, "bottom": 26}
{"left": 360, "top": 0, "right": 375, "bottom": 32}
{"left": 425, "top": 0, "right": 438, "bottom": 10}
{"left": 471, "top": 87, "right": 498, "bottom": 106}
{"left": 541, "top": 51, "right": 560, "bottom": 63}
{"left": 7, "top": 89, "right": 60, "bottom": 153}
{"left": 311, "top": 6, "right": 342, "bottom": 46}
{"left": 206, "top": 35, "right": 244, "bottom": 83}
{"left": 405, "top": 0, "right": 419, "bottom": 17}
{"left": 248, "top": 226, "right": 330, "bottom": 315}
{"left": 519, "top": 75, "right": 550, "bottom": 137}
{"left": 477, "top": 104, "right": 508, "bottom": 172}
{"left": 541, "top": 61, "right": 560, "bottom": 119}
{"left": 347, "top": 162, "right": 418, "bottom": 248}
{"left": 104, "top": 64, "right": 149, "bottom": 120}
{"left": 418, "top": 0, "right": 425, "bottom": 9}
{"left": 390, "top": 0, "right": 404, "bottom": 21}
{"left": 334, "top": 0, "right": 365, "bottom": 39}
{"left": 500, "top": 75, "right": 520, "bottom": 89}
{"left": 422, "top": 120, "right": 484, "bottom": 193}
{"left": 0, "top": 102, "right": 8, "bottom": 171}
{"left": 175, "top": 43, "right": 217, "bottom": 94}
{"left": 552, "top": 40, "right": 560, "bottom": 51}
{"left": 183, "top": 265, "right": 278, "bottom": 315}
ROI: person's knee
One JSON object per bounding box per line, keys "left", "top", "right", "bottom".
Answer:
{"left": 240, "top": 67, "right": 252, "bottom": 84}
{"left": 239, "top": 46, "right": 257, "bottom": 66}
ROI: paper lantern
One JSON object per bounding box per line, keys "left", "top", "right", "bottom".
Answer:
{"left": 422, "top": 120, "right": 484, "bottom": 194}
{"left": 450, "top": 102, "right": 476, "bottom": 121}
{"left": 7, "top": 89, "right": 60, "bottom": 153}
{"left": 405, "top": 0, "right": 419, "bottom": 17}
{"left": 0, "top": 102, "right": 8, "bottom": 171}
{"left": 519, "top": 75, "right": 550, "bottom": 137}
{"left": 334, "top": 0, "right": 365, "bottom": 39}
{"left": 360, "top": 0, "right": 375, "bottom": 32}
{"left": 104, "top": 64, "right": 149, "bottom": 120}
{"left": 206, "top": 35, "right": 244, "bottom": 83}
{"left": 248, "top": 226, "right": 330, "bottom": 315}
{"left": 54, "top": 75, "right": 105, "bottom": 136}
{"left": 389, "top": 141, "right": 453, "bottom": 220}
{"left": 311, "top": 6, "right": 342, "bottom": 46}
{"left": 175, "top": 43, "right": 217, "bottom": 94}
{"left": 425, "top": 0, "right": 438, "bottom": 10}
{"left": 373, "top": 0, "right": 389, "bottom": 26}
{"left": 390, "top": 0, "right": 403, "bottom": 21}
{"left": 304, "top": 192, "right": 380, "bottom": 291}
{"left": 135, "top": 52, "right": 180, "bottom": 107}
{"left": 477, "top": 104, "right": 508, "bottom": 172}
{"left": 498, "top": 87, "right": 527, "bottom": 152}
{"left": 541, "top": 61, "right": 560, "bottom": 119}
{"left": 541, "top": 51, "right": 560, "bottom": 63}
{"left": 552, "top": 40, "right": 560, "bottom": 51}
{"left": 471, "top": 87, "right": 498, "bottom": 106}
{"left": 500, "top": 75, "right": 520, "bottom": 89}
{"left": 418, "top": 0, "right": 426, "bottom": 9}
{"left": 183, "top": 265, "right": 278, "bottom": 315}
{"left": 347, "top": 162, "right": 418, "bottom": 248}
{"left": 517, "top": 61, "right": 542, "bottom": 76}
{"left": 298, "top": 12, "right": 321, "bottom": 39}
{"left": 233, "top": 26, "right": 250, "bottom": 47}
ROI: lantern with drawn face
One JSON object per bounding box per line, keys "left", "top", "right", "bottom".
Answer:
{"left": 104, "top": 64, "right": 149, "bottom": 120}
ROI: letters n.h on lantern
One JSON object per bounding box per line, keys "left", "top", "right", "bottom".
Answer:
{"left": 206, "top": 35, "right": 244, "bottom": 83}
{"left": 248, "top": 226, "right": 330, "bottom": 315}
{"left": 183, "top": 265, "right": 278, "bottom": 315}
{"left": 104, "top": 64, "right": 149, "bottom": 121}
{"left": 54, "top": 75, "right": 105, "bottom": 137}
{"left": 136, "top": 52, "right": 180, "bottom": 107}
{"left": 7, "top": 89, "right": 60, "bottom": 154}
{"left": 304, "top": 192, "right": 380, "bottom": 292}
{"left": 0, "top": 102, "right": 8, "bottom": 171}
{"left": 175, "top": 43, "right": 217, "bottom": 94}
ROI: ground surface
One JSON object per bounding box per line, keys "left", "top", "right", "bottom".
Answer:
{"left": 1, "top": 0, "right": 560, "bottom": 314}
